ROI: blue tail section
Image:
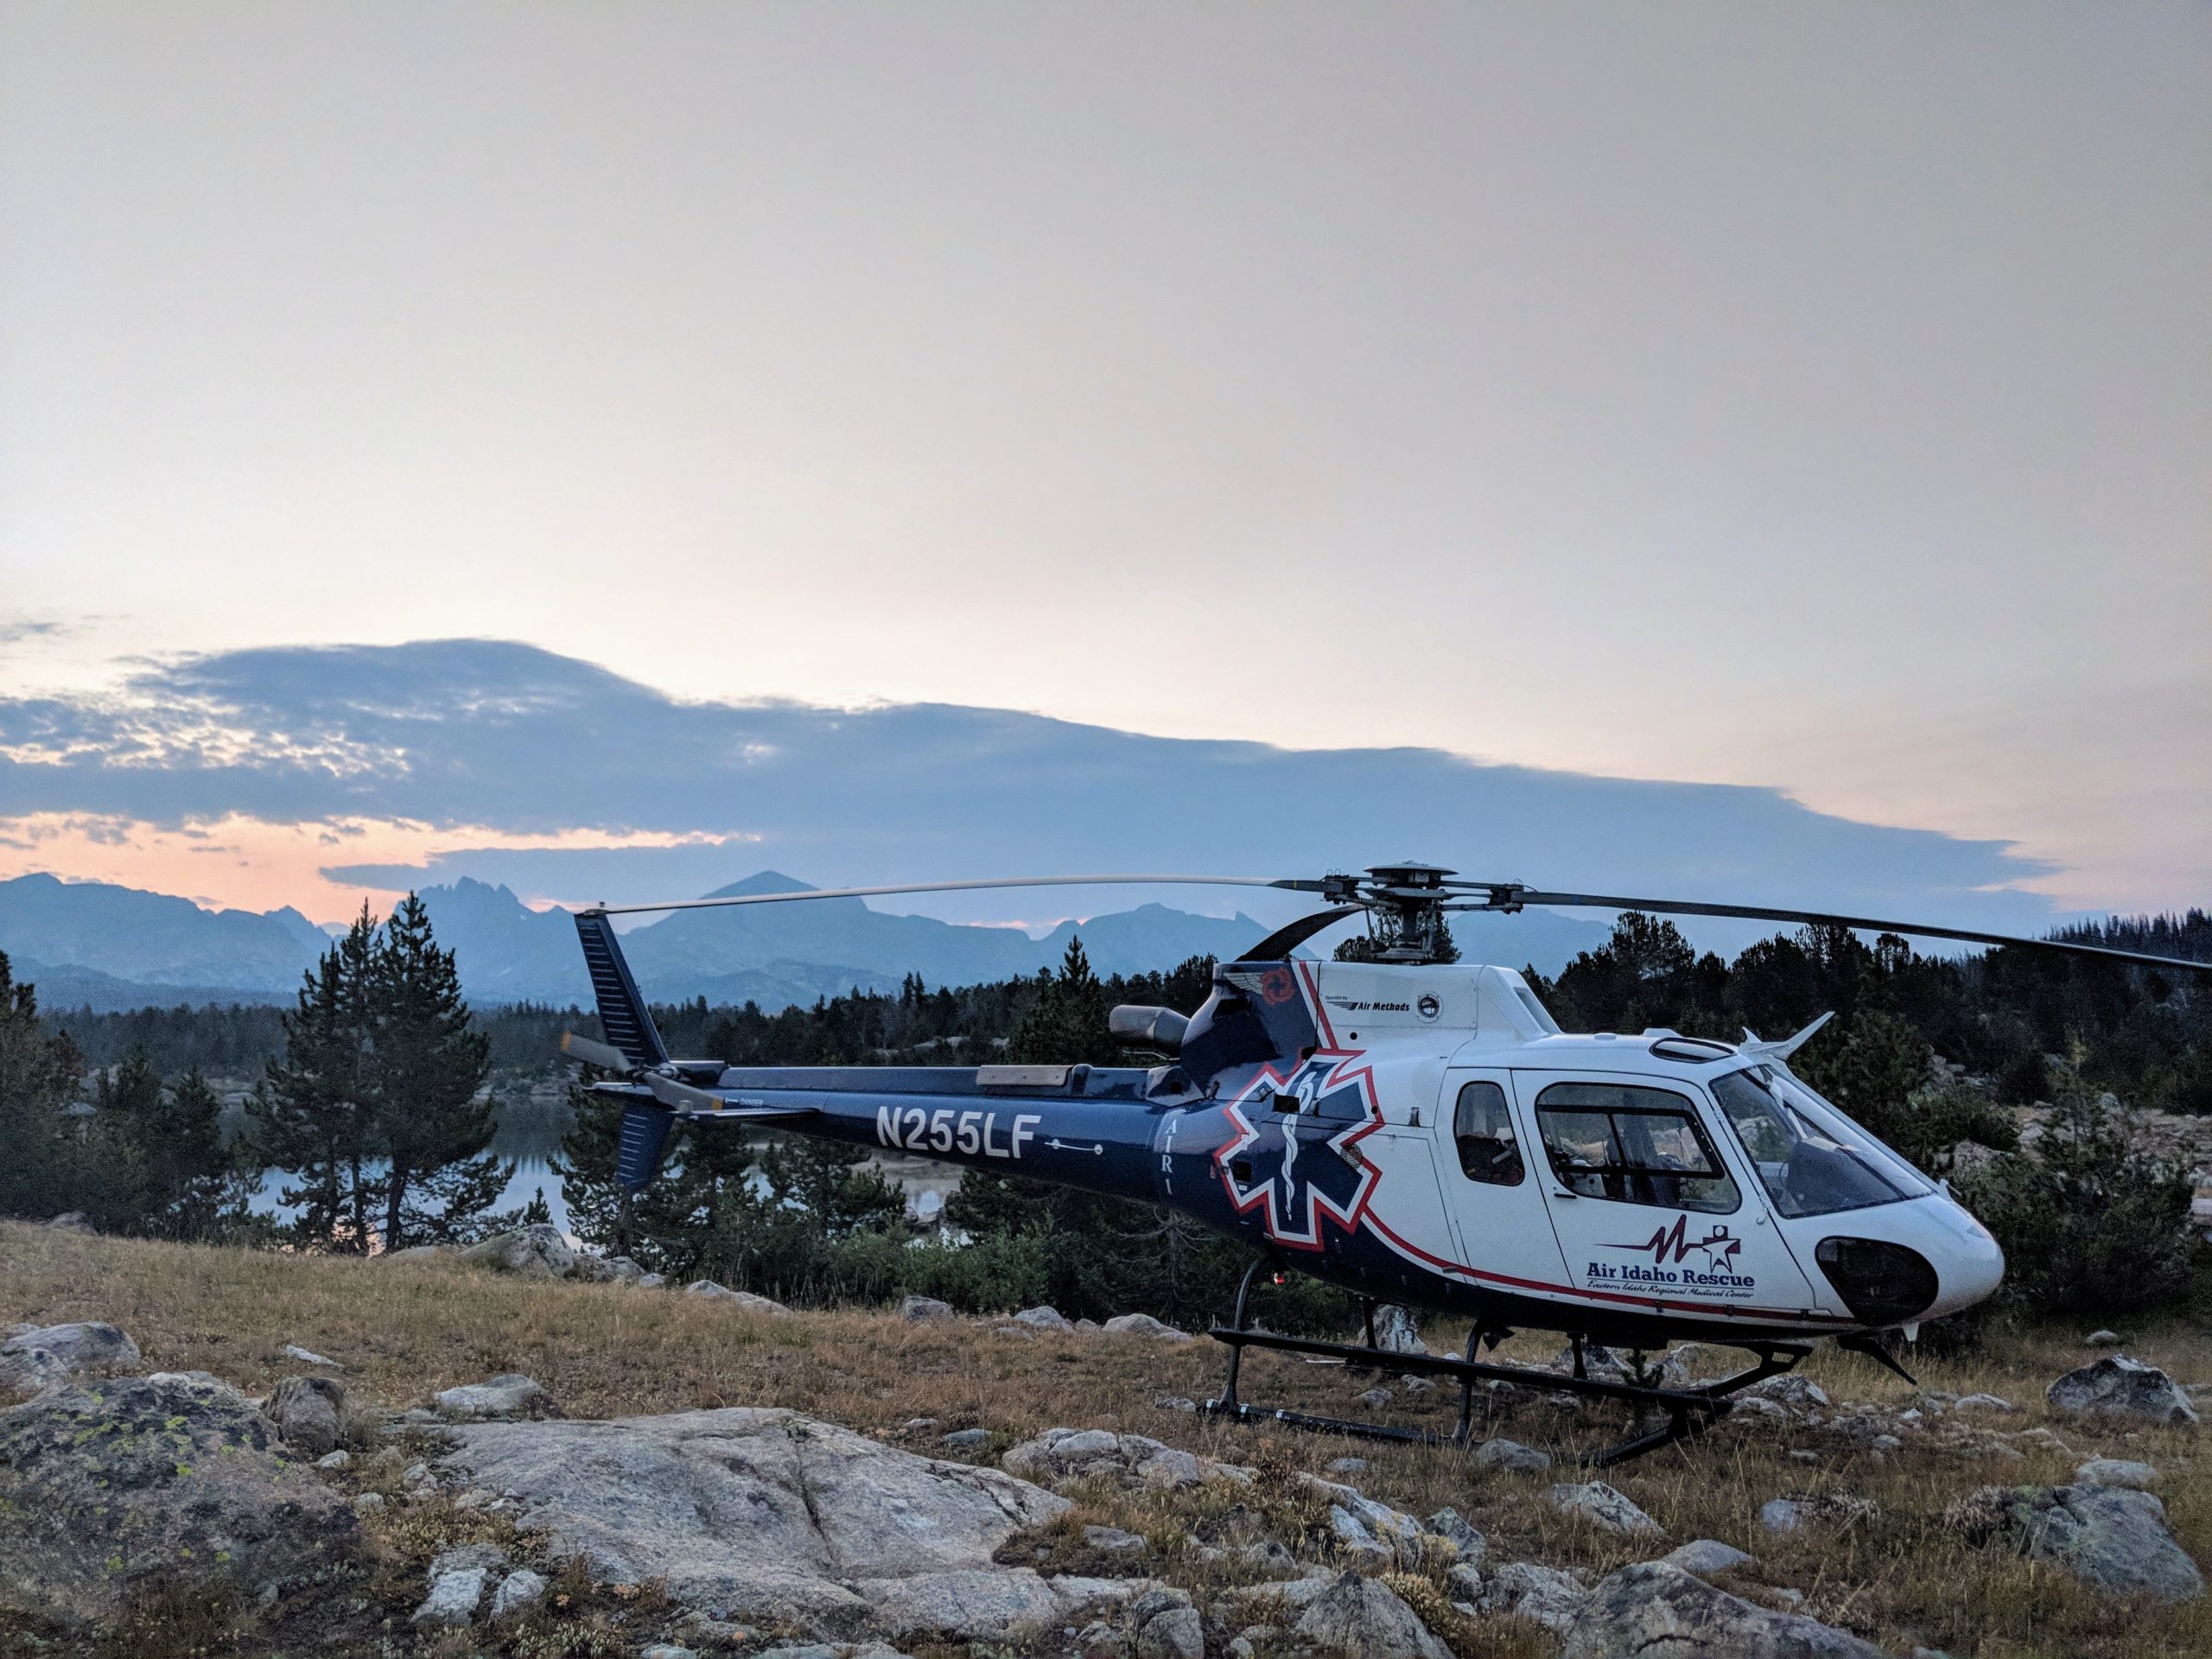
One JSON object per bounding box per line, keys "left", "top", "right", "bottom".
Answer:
{"left": 575, "top": 912, "right": 668, "bottom": 1069}
{"left": 616, "top": 1098, "right": 677, "bottom": 1192}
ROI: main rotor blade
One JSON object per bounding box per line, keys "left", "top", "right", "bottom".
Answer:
{"left": 560, "top": 1032, "right": 635, "bottom": 1072}
{"left": 1490, "top": 890, "right": 2212, "bottom": 976}
{"left": 588, "top": 874, "right": 1325, "bottom": 918}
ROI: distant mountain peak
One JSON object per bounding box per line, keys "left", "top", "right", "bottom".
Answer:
{"left": 704, "top": 870, "right": 820, "bottom": 899}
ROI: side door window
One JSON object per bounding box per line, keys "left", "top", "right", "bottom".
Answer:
{"left": 1452, "top": 1080, "right": 1524, "bottom": 1185}
{"left": 1535, "top": 1081, "right": 1739, "bottom": 1214}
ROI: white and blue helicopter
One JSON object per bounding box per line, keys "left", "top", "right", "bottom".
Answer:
{"left": 560, "top": 864, "right": 2209, "bottom": 1464}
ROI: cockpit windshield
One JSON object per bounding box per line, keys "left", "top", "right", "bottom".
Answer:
{"left": 1708, "top": 1063, "right": 1934, "bottom": 1218}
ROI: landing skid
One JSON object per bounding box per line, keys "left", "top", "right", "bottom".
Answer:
{"left": 1199, "top": 1259, "right": 1813, "bottom": 1467}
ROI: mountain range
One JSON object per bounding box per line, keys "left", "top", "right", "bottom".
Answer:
{"left": 0, "top": 870, "right": 1617, "bottom": 1013}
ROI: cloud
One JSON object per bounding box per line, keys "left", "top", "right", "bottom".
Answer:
{"left": 0, "top": 638, "right": 2069, "bottom": 938}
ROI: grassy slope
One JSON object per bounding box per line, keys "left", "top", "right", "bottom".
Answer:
{"left": 3, "top": 1222, "right": 2207, "bottom": 1659}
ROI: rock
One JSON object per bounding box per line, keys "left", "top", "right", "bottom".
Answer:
{"left": 1101, "top": 1313, "right": 1192, "bottom": 1341}
{"left": 316, "top": 1448, "right": 353, "bottom": 1471}
{"left": 637, "top": 1272, "right": 667, "bottom": 1289}
{"left": 411, "top": 1567, "right": 488, "bottom": 1627}
{"left": 1355, "top": 1386, "right": 1394, "bottom": 1408}
{"left": 1083, "top": 1524, "right": 1145, "bottom": 1552}
{"left": 1950, "top": 1141, "right": 2003, "bottom": 1176}
{"left": 435, "top": 1373, "right": 555, "bottom": 1421}
{"left": 283, "top": 1343, "right": 341, "bottom": 1367}
{"left": 2085, "top": 1329, "right": 2123, "bottom": 1347}
{"left": 264, "top": 1373, "right": 346, "bottom": 1457}
{"left": 1954, "top": 1393, "right": 2016, "bottom": 1413}
{"left": 1758, "top": 1493, "right": 1873, "bottom": 1535}
{"left": 1948, "top": 1483, "right": 2203, "bottom": 1602}
{"left": 858, "top": 1567, "right": 1119, "bottom": 1641}
{"left": 354, "top": 1491, "right": 386, "bottom": 1513}
{"left": 1664, "top": 1538, "right": 1753, "bottom": 1578}
{"left": 1427, "top": 1508, "right": 1486, "bottom": 1565}
{"left": 1447, "top": 1560, "right": 1484, "bottom": 1599}
{"left": 1548, "top": 1479, "right": 1663, "bottom": 1537}
{"left": 0, "top": 1372, "right": 361, "bottom": 1630}
{"left": 1001, "top": 1427, "right": 1249, "bottom": 1491}
{"left": 481, "top": 1564, "right": 544, "bottom": 1618}
{"left": 1153, "top": 1395, "right": 1197, "bottom": 1413}
{"left": 460, "top": 1223, "right": 575, "bottom": 1279}
{"left": 2076, "top": 1457, "right": 2160, "bottom": 1491}
{"left": 1135, "top": 1602, "right": 1205, "bottom": 1659}
{"left": 1329, "top": 1503, "right": 1390, "bottom": 1560}
{"left": 1292, "top": 1570, "right": 1452, "bottom": 1659}
{"left": 2046, "top": 1356, "right": 2199, "bottom": 1426}
{"left": 941, "top": 1427, "right": 991, "bottom": 1450}
{"left": 44, "top": 1211, "right": 93, "bottom": 1231}
{"left": 0, "top": 1321, "right": 142, "bottom": 1402}
{"left": 684, "top": 1280, "right": 792, "bottom": 1314}
{"left": 901, "top": 1294, "right": 955, "bottom": 1323}
{"left": 1563, "top": 1560, "right": 1885, "bottom": 1657}
{"left": 1742, "top": 1374, "right": 1831, "bottom": 1414}
{"left": 431, "top": 1541, "right": 511, "bottom": 1579}
{"left": 1473, "top": 1437, "right": 1550, "bottom": 1473}
{"left": 431, "top": 1405, "right": 1070, "bottom": 1630}
{"left": 1012, "top": 1305, "right": 1074, "bottom": 1333}
{"left": 1372, "top": 1304, "right": 1427, "bottom": 1356}
{"left": 1326, "top": 1456, "right": 1369, "bottom": 1475}
{"left": 902, "top": 1417, "right": 939, "bottom": 1433}
{"left": 1484, "top": 1560, "right": 1591, "bottom": 1634}
{"left": 639, "top": 1646, "right": 697, "bottom": 1659}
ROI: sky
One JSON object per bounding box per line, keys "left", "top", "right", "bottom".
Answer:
{"left": 1, "top": 4, "right": 2205, "bottom": 930}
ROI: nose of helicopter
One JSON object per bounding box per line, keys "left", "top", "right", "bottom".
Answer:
{"left": 1923, "top": 1192, "right": 2006, "bottom": 1319}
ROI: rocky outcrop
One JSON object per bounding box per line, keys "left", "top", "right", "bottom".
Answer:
{"left": 1011, "top": 1305, "right": 1073, "bottom": 1333}
{"left": 1562, "top": 1560, "right": 1885, "bottom": 1657}
{"left": 1948, "top": 1483, "right": 2203, "bottom": 1602}
{"left": 432, "top": 1404, "right": 1074, "bottom": 1635}
{"left": 0, "top": 1370, "right": 362, "bottom": 1630}
{"left": 0, "top": 1321, "right": 142, "bottom": 1402}
{"left": 2045, "top": 1356, "right": 2199, "bottom": 1427}
{"left": 1002, "top": 1427, "right": 1253, "bottom": 1491}
{"left": 901, "top": 1294, "right": 955, "bottom": 1322}
{"left": 460, "top": 1223, "right": 576, "bottom": 1279}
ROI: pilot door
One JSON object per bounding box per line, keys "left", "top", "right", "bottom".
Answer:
{"left": 1512, "top": 1072, "right": 1818, "bottom": 1320}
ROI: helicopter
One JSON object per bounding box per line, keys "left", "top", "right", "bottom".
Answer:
{"left": 558, "top": 863, "right": 2210, "bottom": 1465}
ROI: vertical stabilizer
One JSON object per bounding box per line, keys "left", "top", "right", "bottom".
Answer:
{"left": 574, "top": 911, "right": 669, "bottom": 1069}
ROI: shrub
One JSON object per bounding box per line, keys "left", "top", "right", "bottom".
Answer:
{"left": 1954, "top": 1051, "right": 2193, "bottom": 1315}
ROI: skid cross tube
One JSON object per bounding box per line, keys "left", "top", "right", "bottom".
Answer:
{"left": 1201, "top": 1295, "right": 1813, "bottom": 1465}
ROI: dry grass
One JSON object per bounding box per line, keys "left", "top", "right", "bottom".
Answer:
{"left": 3, "top": 1222, "right": 2208, "bottom": 1657}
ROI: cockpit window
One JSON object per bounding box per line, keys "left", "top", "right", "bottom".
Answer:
{"left": 1709, "top": 1064, "right": 1933, "bottom": 1218}
{"left": 1534, "top": 1083, "right": 1739, "bottom": 1213}
{"left": 1452, "top": 1081, "right": 1524, "bottom": 1185}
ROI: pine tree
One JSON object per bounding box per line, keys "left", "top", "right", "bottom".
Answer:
{"left": 372, "top": 893, "right": 502, "bottom": 1248}
{"left": 0, "top": 951, "right": 80, "bottom": 1220}
{"left": 251, "top": 908, "right": 381, "bottom": 1250}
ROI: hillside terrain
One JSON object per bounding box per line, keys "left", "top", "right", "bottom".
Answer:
{"left": 2, "top": 1223, "right": 2206, "bottom": 1659}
